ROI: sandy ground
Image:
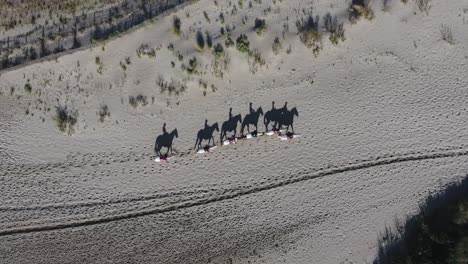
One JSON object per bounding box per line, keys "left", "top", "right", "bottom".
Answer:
{"left": 1, "top": 0, "right": 468, "bottom": 263}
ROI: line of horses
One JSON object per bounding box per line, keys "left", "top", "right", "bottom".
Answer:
{"left": 155, "top": 102, "right": 299, "bottom": 156}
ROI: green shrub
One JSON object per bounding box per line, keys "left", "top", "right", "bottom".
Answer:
{"left": 213, "top": 43, "right": 224, "bottom": 59}
{"left": 236, "top": 34, "right": 250, "bottom": 53}
{"left": 173, "top": 15, "right": 181, "bottom": 35}
{"left": 254, "top": 18, "right": 267, "bottom": 35}
{"left": 24, "top": 82, "right": 32, "bottom": 93}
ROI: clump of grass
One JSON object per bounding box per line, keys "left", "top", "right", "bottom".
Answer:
{"left": 349, "top": 0, "right": 374, "bottom": 23}
{"left": 219, "top": 12, "right": 225, "bottom": 24}
{"left": 181, "top": 56, "right": 199, "bottom": 75}
{"left": 137, "top": 43, "right": 156, "bottom": 58}
{"left": 129, "top": 94, "right": 148, "bottom": 108}
{"left": 24, "top": 82, "right": 32, "bottom": 93}
{"left": 203, "top": 11, "right": 211, "bottom": 23}
{"left": 212, "top": 50, "right": 231, "bottom": 79}
{"left": 296, "top": 14, "right": 322, "bottom": 56}
{"left": 98, "top": 104, "right": 110, "bottom": 122}
{"left": 440, "top": 24, "right": 454, "bottom": 45}
{"left": 225, "top": 33, "right": 235, "bottom": 47}
{"left": 236, "top": 34, "right": 250, "bottom": 53}
{"left": 95, "top": 56, "right": 104, "bottom": 74}
{"left": 157, "top": 75, "right": 187, "bottom": 96}
{"left": 272, "top": 36, "right": 282, "bottom": 55}
{"left": 254, "top": 18, "right": 267, "bottom": 35}
{"left": 323, "top": 13, "right": 345, "bottom": 45}
{"left": 416, "top": 0, "right": 431, "bottom": 14}
{"left": 213, "top": 43, "right": 224, "bottom": 59}
{"left": 173, "top": 15, "right": 182, "bottom": 35}
{"left": 55, "top": 105, "right": 78, "bottom": 135}
{"left": 248, "top": 48, "right": 265, "bottom": 74}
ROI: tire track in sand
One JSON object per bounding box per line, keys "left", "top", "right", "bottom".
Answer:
{"left": 1, "top": 147, "right": 468, "bottom": 236}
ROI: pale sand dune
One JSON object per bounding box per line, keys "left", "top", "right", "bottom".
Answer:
{"left": 1, "top": 0, "right": 468, "bottom": 263}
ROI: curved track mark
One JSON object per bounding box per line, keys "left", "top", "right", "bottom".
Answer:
{"left": 1, "top": 148, "right": 468, "bottom": 236}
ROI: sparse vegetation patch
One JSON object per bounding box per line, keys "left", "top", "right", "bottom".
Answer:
{"left": 296, "top": 14, "right": 322, "bottom": 56}
{"left": 129, "top": 94, "right": 148, "bottom": 108}
{"left": 55, "top": 105, "right": 78, "bottom": 135}
{"left": 254, "top": 18, "right": 267, "bottom": 35}
{"left": 137, "top": 43, "right": 156, "bottom": 58}
{"left": 98, "top": 104, "right": 110, "bottom": 122}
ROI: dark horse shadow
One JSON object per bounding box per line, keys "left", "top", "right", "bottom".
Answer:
{"left": 264, "top": 109, "right": 283, "bottom": 132}
{"left": 241, "top": 106, "right": 263, "bottom": 135}
{"left": 194, "top": 122, "right": 219, "bottom": 150}
{"left": 278, "top": 107, "right": 299, "bottom": 133}
{"left": 155, "top": 128, "right": 178, "bottom": 156}
{"left": 220, "top": 114, "right": 242, "bottom": 143}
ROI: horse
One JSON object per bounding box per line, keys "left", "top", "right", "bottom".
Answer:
{"left": 194, "top": 122, "right": 219, "bottom": 150}
{"left": 155, "top": 128, "right": 178, "bottom": 156}
{"left": 264, "top": 108, "right": 283, "bottom": 131}
{"left": 241, "top": 106, "right": 263, "bottom": 134}
{"left": 278, "top": 107, "right": 299, "bottom": 133}
{"left": 220, "top": 114, "right": 242, "bottom": 143}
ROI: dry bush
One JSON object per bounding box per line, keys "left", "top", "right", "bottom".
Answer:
{"left": 55, "top": 105, "right": 78, "bottom": 135}
{"left": 129, "top": 94, "right": 148, "bottom": 108}
{"left": 98, "top": 104, "right": 110, "bottom": 122}
{"left": 296, "top": 14, "right": 322, "bottom": 55}
{"left": 173, "top": 15, "right": 182, "bottom": 35}
{"left": 157, "top": 75, "right": 187, "bottom": 96}
{"left": 181, "top": 57, "right": 199, "bottom": 75}
{"left": 213, "top": 43, "right": 224, "bottom": 59}
{"left": 272, "top": 36, "right": 282, "bottom": 55}
{"left": 24, "top": 83, "right": 32, "bottom": 93}
{"left": 323, "top": 13, "right": 345, "bottom": 45}
{"left": 440, "top": 24, "right": 454, "bottom": 45}
{"left": 136, "top": 43, "right": 156, "bottom": 58}
{"left": 248, "top": 48, "right": 265, "bottom": 74}
{"left": 349, "top": 0, "right": 374, "bottom": 23}
{"left": 415, "top": 0, "right": 431, "bottom": 14}
{"left": 212, "top": 50, "right": 231, "bottom": 79}
{"left": 254, "top": 18, "right": 267, "bottom": 35}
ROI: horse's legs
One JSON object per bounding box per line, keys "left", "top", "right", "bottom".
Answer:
{"left": 291, "top": 123, "right": 294, "bottom": 134}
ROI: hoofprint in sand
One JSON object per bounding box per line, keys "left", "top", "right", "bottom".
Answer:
{"left": 0, "top": 0, "right": 468, "bottom": 263}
